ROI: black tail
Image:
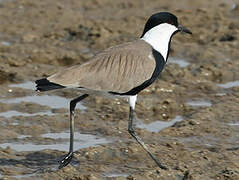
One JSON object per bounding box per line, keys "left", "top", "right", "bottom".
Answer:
{"left": 35, "top": 78, "right": 65, "bottom": 92}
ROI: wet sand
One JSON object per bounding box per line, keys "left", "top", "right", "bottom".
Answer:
{"left": 0, "top": 0, "right": 239, "bottom": 179}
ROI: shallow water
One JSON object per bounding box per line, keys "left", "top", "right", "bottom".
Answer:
{"left": 1, "top": 0, "right": 239, "bottom": 179}
{"left": 103, "top": 172, "right": 129, "bottom": 178}
{"left": 217, "top": 80, "right": 239, "bottom": 88}
{"left": 0, "top": 110, "right": 54, "bottom": 118}
{"left": 186, "top": 100, "right": 212, "bottom": 107}
{"left": 9, "top": 81, "right": 35, "bottom": 90}
{"left": 137, "top": 116, "right": 183, "bottom": 133}
{"left": 0, "top": 132, "right": 112, "bottom": 152}
{"left": 8, "top": 173, "right": 37, "bottom": 179}
{"left": 0, "top": 81, "right": 86, "bottom": 119}
{"left": 1, "top": 95, "right": 78, "bottom": 109}
{"left": 18, "top": 135, "right": 31, "bottom": 139}
{"left": 168, "top": 57, "right": 190, "bottom": 67}
{"left": 228, "top": 123, "right": 239, "bottom": 126}
{"left": 1, "top": 41, "right": 11, "bottom": 46}
{"left": 178, "top": 136, "right": 219, "bottom": 151}
{"left": 4, "top": 81, "right": 87, "bottom": 111}
{"left": 0, "top": 94, "right": 86, "bottom": 114}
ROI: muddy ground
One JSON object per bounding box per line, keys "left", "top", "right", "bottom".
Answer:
{"left": 0, "top": 0, "right": 239, "bottom": 179}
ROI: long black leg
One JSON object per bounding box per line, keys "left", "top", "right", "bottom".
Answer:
{"left": 58, "top": 94, "right": 89, "bottom": 169}
{"left": 128, "top": 96, "right": 168, "bottom": 170}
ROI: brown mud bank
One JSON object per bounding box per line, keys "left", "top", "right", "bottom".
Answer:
{"left": 0, "top": 0, "right": 239, "bottom": 179}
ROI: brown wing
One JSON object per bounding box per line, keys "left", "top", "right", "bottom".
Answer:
{"left": 48, "top": 40, "right": 156, "bottom": 94}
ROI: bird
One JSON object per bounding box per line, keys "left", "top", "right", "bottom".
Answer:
{"left": 35, "top": 12, "right": 192, "bottom": 170}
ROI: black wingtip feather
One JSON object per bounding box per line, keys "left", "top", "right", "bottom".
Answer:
{"left": 35, "top": 78, "right": 65, "bottom": 92}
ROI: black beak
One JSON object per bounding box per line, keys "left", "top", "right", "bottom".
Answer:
{"left": 178, "top": 25, "right": 192, "bottom": 34}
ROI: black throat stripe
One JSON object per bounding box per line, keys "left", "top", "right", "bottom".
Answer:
{"left": 166, "top": 30, "right": 180, "bottom": 61}
{"left": 110, "top": 49, "right": 166, "bottom": 96}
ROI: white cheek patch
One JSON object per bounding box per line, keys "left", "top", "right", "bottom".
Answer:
{"left": 141, "top": 23, "right": 178, "bottom": 61}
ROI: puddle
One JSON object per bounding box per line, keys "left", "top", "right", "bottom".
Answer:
{"left": 0, "top": 110, "right": 54, "bottom": 118}
{"left": 0, "top": 95, "right": 86, "bottom": 110}
{"left": 178, "top": 136, "right": 220, "bottom": 151}
{"left": 215, "top": 93, "right": 227, "bottom": 96}
{"left": 217, "top": 80, "right": 239, "bottom": 88}
{"left": 18, "top": 135, "right": 31, "bottom": 139}
{"left": 168, "top": 57, "right": 190, "bottom": 67}
{"left": 8, "top": 173, "right": 37, "bottom": 179}
{"left": 0, "top": 82, "right": 87, "bottom": 118}
{"left": 1, "top": 41, "right": 11, "bottom": 46}
{"left": 0, "top": 132, "right": 112, "bottom": 152}
{"left": 9, "top": 81, "right": 35, "bottom": 90}
{"left": 11, "top": 122, "right": 20, "bottom": 126}
{"left": 228, "top": 123, "right": 239, "bottom": 126}
{"left": 0, "top": 0, "right": 16, "bottom": 4}
{"left": 2, "top": 81, "right": 87, "bottom": 116}
{"left": 137, "top": 116, "right": 183, "bottom": 133}
{"left": 186, "top": 100, "right": 212, "bottom": 107}
{"left": 104, "top": 172, "right": 129, "bottom": 178}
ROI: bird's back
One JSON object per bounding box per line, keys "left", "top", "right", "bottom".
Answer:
{"left": 47, "top": 40, "right": 157, "bottom": 94}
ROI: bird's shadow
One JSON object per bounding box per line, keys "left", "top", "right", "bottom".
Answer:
{"left": 0, "top": 151, "right": 79, "bottom": 173}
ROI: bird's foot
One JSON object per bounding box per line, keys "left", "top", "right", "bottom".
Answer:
{"left": 154, "top": 158, "right": 168, "bottom": 170}
{"left": 58, "top": 152, "right": 74, "bottom": 169}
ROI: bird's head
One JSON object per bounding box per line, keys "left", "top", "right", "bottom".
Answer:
{"left": 141, "top": 12, "right": 192, "bottom": 61}
{"left": 141, "top": 12, "right": 192, "bottom": 38}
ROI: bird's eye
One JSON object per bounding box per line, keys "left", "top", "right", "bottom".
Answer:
{"left": 168, "top": 21, "right": 173, "bottom": 25}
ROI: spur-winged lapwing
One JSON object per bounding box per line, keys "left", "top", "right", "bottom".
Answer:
{"left": 35, "top": 12, "right": 192, "bottom": 169}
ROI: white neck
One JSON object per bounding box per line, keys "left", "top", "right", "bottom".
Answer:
{"left": 141, "top": 23, "right": 178, "bottom": 61}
